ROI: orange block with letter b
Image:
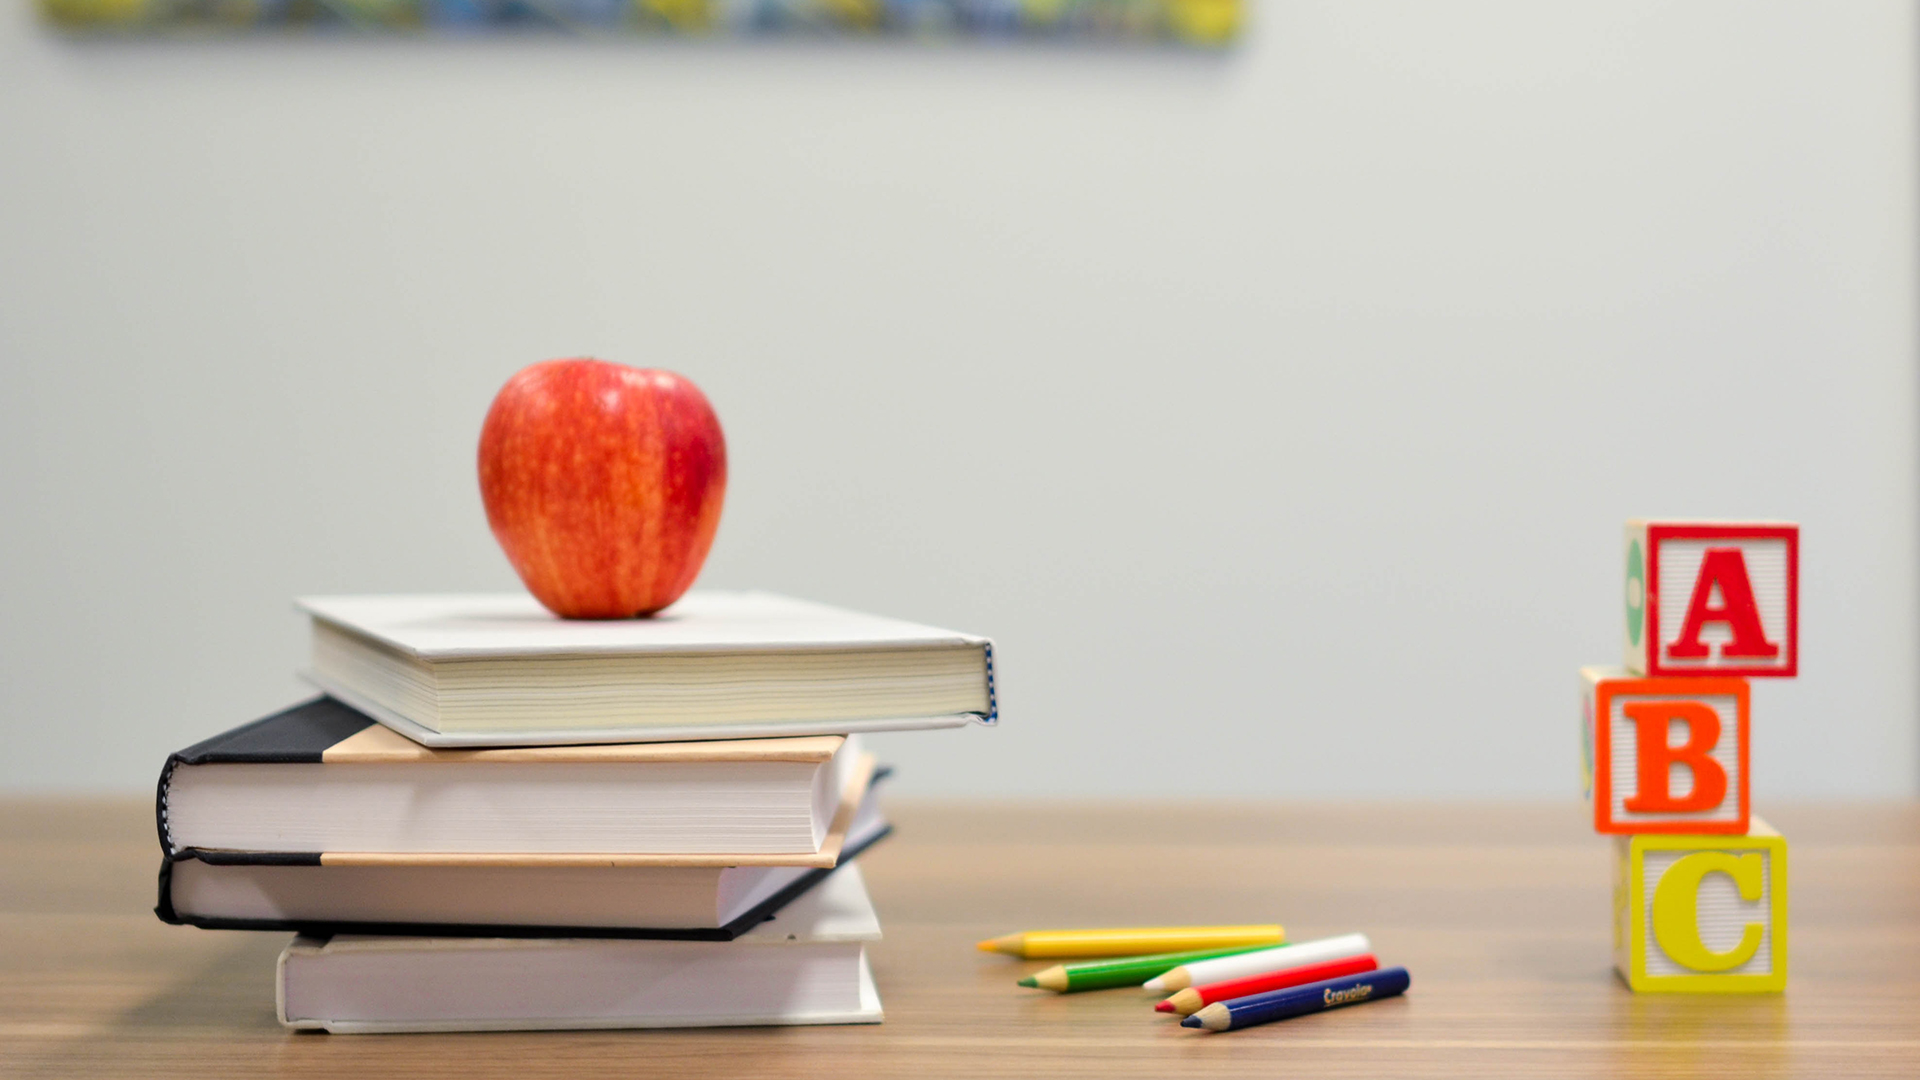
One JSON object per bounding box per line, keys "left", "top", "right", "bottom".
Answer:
{"left": 1583, "top": 667, "right": 1749, "bottom": 835}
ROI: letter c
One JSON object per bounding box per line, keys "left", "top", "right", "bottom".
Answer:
{"left": 1651, "top": 851, "right": 1765, "bottom": 972}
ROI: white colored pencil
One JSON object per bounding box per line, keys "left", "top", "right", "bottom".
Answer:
{"left": 1142, "top": 932, "right": 1372, "bottom": 993}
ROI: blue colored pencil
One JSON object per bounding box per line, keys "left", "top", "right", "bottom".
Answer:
{"left": 1179, "top": 966, "right": 1410, "bottom": 1032}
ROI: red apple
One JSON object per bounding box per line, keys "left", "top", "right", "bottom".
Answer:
{"left": 478, "top": 359, "right": 727, "bottom": 619}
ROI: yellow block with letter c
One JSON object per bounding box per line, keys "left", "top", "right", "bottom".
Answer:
{"left": 1613, "top": 819, "right": 1787, "bottom": 993}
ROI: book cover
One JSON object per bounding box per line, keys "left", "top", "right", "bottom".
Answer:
{"left": 297, "top": 591, "right": 996, "bottom": 747}
{"left": 156, "top": 803, "right": 891, "bottom": 941}
{"left": 158, "top": 697, "right": 870, "bottom": 862}
{"left": 277, "top": 865, "right": 886, "bottom": 1033}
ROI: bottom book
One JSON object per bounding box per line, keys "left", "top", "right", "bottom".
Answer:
{"left": 277, "top": 865, "right": 884, "bottom": 1033}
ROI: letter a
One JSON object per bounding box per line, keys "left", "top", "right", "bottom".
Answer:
{"left": 1666, "top": 548, "right": 1779, "bottom": 661}
{"left": 1621, "top": 701, "right": 1726, "bottom": 813}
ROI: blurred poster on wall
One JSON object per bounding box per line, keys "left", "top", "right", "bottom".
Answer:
{"left": 40, "top": 0, "right": 1239, "bottom": 44}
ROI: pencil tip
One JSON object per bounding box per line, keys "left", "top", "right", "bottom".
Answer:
{"left": 1153, "top": 1001, "right": 1174, "bottom": 1013}
{"left": 1141, "top": 978, "right": 1165, "bottom": 992}
{"left": 975, "top": 939, "right": 999, "bottom": 953}
{"left": 1016, "top": 976, "right": 1037, "bottom": 988}
{"left": 1180, "top": 1016, "right": 1203, "bottom": 1029}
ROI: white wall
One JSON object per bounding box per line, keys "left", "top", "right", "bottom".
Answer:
{"left": 2, "top": 2, "right": 1914, "bottom": 797}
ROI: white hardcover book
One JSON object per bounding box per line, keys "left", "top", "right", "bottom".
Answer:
{"left": 166, "top": 781, "right": 891, "bottom": 936}
{"left": 296, "top": 591, "right": 997, "bottom": 747}
{"left": 277, "top": 865, "right": 885, "bottom": 1033}
{"left": 162, "top": 708, "right": 870, "bottom": 859}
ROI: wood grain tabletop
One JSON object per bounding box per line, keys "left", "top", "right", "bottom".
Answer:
{"left": 3, "top": 798, "right": 1916, "bottom": 1078}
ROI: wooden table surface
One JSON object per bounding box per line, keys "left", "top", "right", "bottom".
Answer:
{"left": 3, "top": 798, "right": 1917, "bottom": 1078}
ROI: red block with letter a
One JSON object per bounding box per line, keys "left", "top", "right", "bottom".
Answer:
{"left": 1584, "top": 667, "right": 1750, "bottom": 835}
{"left": 1623, "top": 521, "right": 1797, "bottom": 678}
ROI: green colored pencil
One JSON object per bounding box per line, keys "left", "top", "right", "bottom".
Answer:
{"left": 1016, "top": 945, "right": 1280, "bottom": 993}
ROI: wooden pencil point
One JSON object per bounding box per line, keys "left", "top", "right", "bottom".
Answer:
{"left": 977, "top": 935, "right": 1018, "bottom": 955}
{"left": 1016, "top": 975, "right": 1038, "bottom": 988}
{"left": 1028, "top": 966, "right": 1070, "bottom": 992}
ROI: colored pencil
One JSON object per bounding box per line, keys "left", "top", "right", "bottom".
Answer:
{"left": 1181, "top": 966, "right": 1411, "bottom": 1032}
{"left": 1018, "top": 946, "right": 1276, "bottom": 993}
{"left": 976, "top": 925, "right": 1283, "bottom": 960}
{"left": 1143, "top": 932, "right": 1370, "bottom": 992}
{"left": 1156, "top": 953, "right": 1379, "bottom": 1014}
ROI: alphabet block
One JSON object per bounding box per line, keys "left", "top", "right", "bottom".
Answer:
{"left": 1623, "top": 520, "right": 1798, "bottom": 678}
{"left": 1612, "top": 818, "right": 1787, "bottom": 993}
{"left": 1583, "top": 667, "right": 1749, "bottom": 835}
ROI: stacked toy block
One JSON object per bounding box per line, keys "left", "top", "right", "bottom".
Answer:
{"left": 1582, "top": 521, "right": 1797, "bottom": 993}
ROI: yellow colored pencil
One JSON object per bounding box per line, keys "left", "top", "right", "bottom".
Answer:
{"left": 975, "top": 925, "right": 1283, "bottom": 959}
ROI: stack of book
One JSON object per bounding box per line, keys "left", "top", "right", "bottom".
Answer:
{"left": 155, "top": 591, "right": 995, "bottom": 1032}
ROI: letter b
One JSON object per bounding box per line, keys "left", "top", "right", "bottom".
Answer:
{"left": 1584, "top": 668, "right": 1749, "bottom": 834}
{"left": 1622, "top": 701, "right": 1726, "bottom": 814}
